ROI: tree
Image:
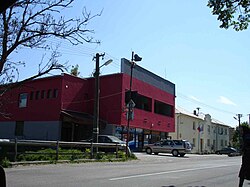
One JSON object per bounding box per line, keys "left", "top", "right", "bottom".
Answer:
{"left": 0, "top": 0, "right": 17, "bottom": 13}
{"left": 0, "top": 0, "right": 100, "bottom": 90}
{"left": 207, "top": 0, "right": 250, "bottom": 31}
{"left": 232, "top": 122, "right": 249, "bottom": 149}
{"left": 70, "top": 64, "right": 80, "bottom": 77}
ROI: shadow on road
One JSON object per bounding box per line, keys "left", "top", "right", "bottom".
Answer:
{"left": 157, "top": 154, "right": 190, "bottom": 158}
{"left": 162, "top": 186, "right": 206, "bottom": 187}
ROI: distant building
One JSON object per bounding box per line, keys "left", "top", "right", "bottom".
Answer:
{"left": 0, "top": 58, "right": 175, "bottom": 151}
{"left": 169, "top": 107, "right": 230, "bottom": 153}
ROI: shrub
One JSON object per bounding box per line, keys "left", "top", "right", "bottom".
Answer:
{"left": 1, "top": 157, "right": 11, "bottom": 168}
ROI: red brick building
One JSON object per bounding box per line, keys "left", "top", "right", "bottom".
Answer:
{"left": 0, "top": 59, "right": 175, "bottom": 149}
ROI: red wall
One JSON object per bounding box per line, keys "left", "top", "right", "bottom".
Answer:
{"left": 0, "top": 75, "right": 63, "bottom": 121}
{"left": 93, "top": 73, "right": 175, "bottom": 133}
{"left": 61, "top": 74, "right": 89, "bottom": 113}
{"left": 0, "top": 73, "right": 175, "bottom": 132}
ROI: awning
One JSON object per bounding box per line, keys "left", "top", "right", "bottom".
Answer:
{"left": 61, "top": 110, "right": 106, "bottom": 125}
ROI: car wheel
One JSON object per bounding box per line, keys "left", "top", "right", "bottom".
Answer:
{"left": 180, "top": 153, "right": 185, "bottom": 157}
{"left": 172, "top": 149, "right": 179, "bottom": 157}
{"left": 146, "top": 148, "right": 152, "bottom": 154}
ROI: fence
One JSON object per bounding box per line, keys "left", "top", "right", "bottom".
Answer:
{"left": 0, "top": 139, "right": 131, "bottom": 162}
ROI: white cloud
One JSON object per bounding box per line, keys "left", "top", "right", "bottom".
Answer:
{"left": 189, "top": 95, "right": 201, "bottom": 102}
{"left": 218, "top": 96, "right": 236, "bottom": 106}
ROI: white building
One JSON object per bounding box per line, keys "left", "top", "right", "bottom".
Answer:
{"left": 169, "top": 107, "right": 230, "bottom": 154}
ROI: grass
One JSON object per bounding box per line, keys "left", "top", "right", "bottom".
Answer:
{"left": 0, "top": 148, "right": 137, "bottom": 167}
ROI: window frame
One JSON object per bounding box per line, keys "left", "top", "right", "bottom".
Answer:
{"left": 19, "top": 93, "right": 28, "bottom": 108}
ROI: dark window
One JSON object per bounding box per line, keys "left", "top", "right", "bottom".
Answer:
{"left": 30, "top": 91, "right": 34, "bottom": 100}
{"left": 125, "top": 90, "right": 138, "bottom": 104}
{"left": 125, "top": 91, "right": 152, "bottom": 112}
{"left": 41, "top": 90, "right": 45, "bottom": 99}
{"left": 15, "top": 121, "right": 24, "bottom": 136}
{"left": 47, "top": 89, "right": 52, "bottom": 98}
{"left": 135, "top": 94, "right": 152, "bottom": 112}
{"left": 154, "top": 100, "right": 173, "bottom": 117}
{"left": 35, "top": 91, "right": 40, "bottom": 100}
{"left": 53, "top": 89, "right": 58, "bottom": 98}
{"left": 19, "top": 93, "right": 28, "bottom": 108}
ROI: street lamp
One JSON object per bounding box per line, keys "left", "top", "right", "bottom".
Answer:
{"left": 126, "top": 51, "right": 142, "bottom": 156}
{"left": 93, "top": 53, "right": 112, "bottom": 153}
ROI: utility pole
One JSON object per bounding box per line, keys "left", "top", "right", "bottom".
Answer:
{"left": 237, "top": 114, "right": 243, "bottom": 149}
{"left": 126, "top": 52, "right": 135, "bottom": 156}
{"left": 93, "top": 53, "right": 105, "bottom": 152}
{"left": 125, "top": 51, "right": 142, "bottom": 156}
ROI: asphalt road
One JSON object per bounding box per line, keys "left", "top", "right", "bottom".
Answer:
{"left": 5, "top": 153, "right": 249, "bottom": 187}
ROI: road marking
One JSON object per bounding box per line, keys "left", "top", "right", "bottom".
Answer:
{"left": 109, "top": 164, "right": 239, "bottom": 181}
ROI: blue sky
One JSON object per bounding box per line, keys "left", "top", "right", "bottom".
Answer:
{"left": 14, "top": 1, "right": 250, "bottom": 127}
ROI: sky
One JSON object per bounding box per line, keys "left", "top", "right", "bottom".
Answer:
{"left": 13, "top": 1, "right": 250, "bottom": 127}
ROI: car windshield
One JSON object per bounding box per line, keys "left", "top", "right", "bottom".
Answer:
{"left": 108, "top": 136, "right": 123, "bottom": 143}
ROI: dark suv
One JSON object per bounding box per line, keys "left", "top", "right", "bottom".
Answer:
{"left": 145, "top": 139, "right": 192, "bottom": 157}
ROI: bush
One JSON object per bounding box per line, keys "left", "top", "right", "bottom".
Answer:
{"left": 17, "top": 148, "right": 85, "bottom": 162}
{"left": 1, "top": 157, "right": 11, "bottom": 168}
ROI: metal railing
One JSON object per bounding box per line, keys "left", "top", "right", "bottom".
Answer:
{"left": 0, "top": 139, "right": 131, "bottom": 162}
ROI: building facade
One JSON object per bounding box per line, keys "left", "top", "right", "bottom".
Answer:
{"left": 0, "top": 58, "right": 175, "bottom": 150}
{"left": 169, "top": 107, "right": 230, "bottom": 153}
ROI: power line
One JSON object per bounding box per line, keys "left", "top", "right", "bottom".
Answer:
{"left": 177, "top": 92, "right": 237, "bottom": 115}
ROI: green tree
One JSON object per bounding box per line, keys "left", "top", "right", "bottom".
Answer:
{"left": 207, "top": 0, "right": 250, "bottom": 31}
{"left": 70, "top": 64, "right": 80, "bottom": 77}
{"left": 232, "top": 121, "right": 249, "bottom": 149}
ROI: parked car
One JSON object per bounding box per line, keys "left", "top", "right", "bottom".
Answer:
{"left": 81, "top": 135, "right": 126, "bottom": 152}
{"left": 215, "top": 147, "right": 240, "bottom": 156}
{"left": 144, "top": 139, "right": 192, "bottom": 157}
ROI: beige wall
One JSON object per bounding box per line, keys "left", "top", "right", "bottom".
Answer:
{"left": 169, "top": 112, "right": 230, "bottom": 154}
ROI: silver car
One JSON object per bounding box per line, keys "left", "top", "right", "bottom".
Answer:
{"left": 145, "top": 139, "right": 192, "bottom": 157}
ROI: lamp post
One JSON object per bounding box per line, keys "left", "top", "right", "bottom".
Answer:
{"left": 126, "top": 51, "right": 142, "bottom": 156}
{"left": 93, "top": 53, "right": 112, "bottom": 154}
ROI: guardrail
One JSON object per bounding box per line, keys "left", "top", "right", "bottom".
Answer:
{"left": 0, "top": 139, "right": 131, "bottom": 161}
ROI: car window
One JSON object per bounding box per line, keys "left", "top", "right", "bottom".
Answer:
{"left": 154, "top": 142, "right": 161, "bottom": 146}
{"left": 162, "top": 141, "right": 168, "bottom": 145}
{"left": 173, "top": 140, "right": 183, "bottom": 145}
{"left": 162, "top": 140, "right": 173, "bottom": 146}
{"left": 105, "top": 137, "right": 112, "bottom": 143}
{"left": 98, "top": 136, "right": 105, "bottom": 143}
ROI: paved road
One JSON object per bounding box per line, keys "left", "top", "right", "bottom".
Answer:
{"left": 5, "top": 153, "right": 249, "bottom": 187}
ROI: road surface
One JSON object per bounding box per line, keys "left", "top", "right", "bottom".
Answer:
{"left": 5, "top": 153, "right": 249, "bottom": 187}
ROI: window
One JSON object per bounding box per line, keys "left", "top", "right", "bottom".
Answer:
{"left": 47, "top": 89, "right": 52, "bottom": 98}
{"left": 30, "top": 91, "right": 34, "bottom": 100}
{"left": 19, "top": 93, "right": 28, "bottom": 108}
{"left": 221, "top": 139, "right": 224, "bottom": 146}
{"left": 207, "top": 139, "right": 210, "bottom": 147}
{"left": 53, "top": 89, "right": 58, "bottom": 98}
{"left": 35, "top": 91, "right": 40, "bottom": 100}
{"left": 41, "top": 90, "right": 45, "bottom": 99}
{"left": 125, "top": 91, "right": 152, "bottom": 112}
{"left": 225, "top": 128, "right": 227, "bottom": 135}
{"left": 193, "top": 122, "right": 196, "bottom": 130}
{"left": 208, "top": 125, "right": 210, "bottom": 134}
{"left": 15, "top": 121, "right": 24, "bottom": 136}
{"left": 154, "top": 100, "right": 173, "bottom": 117}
